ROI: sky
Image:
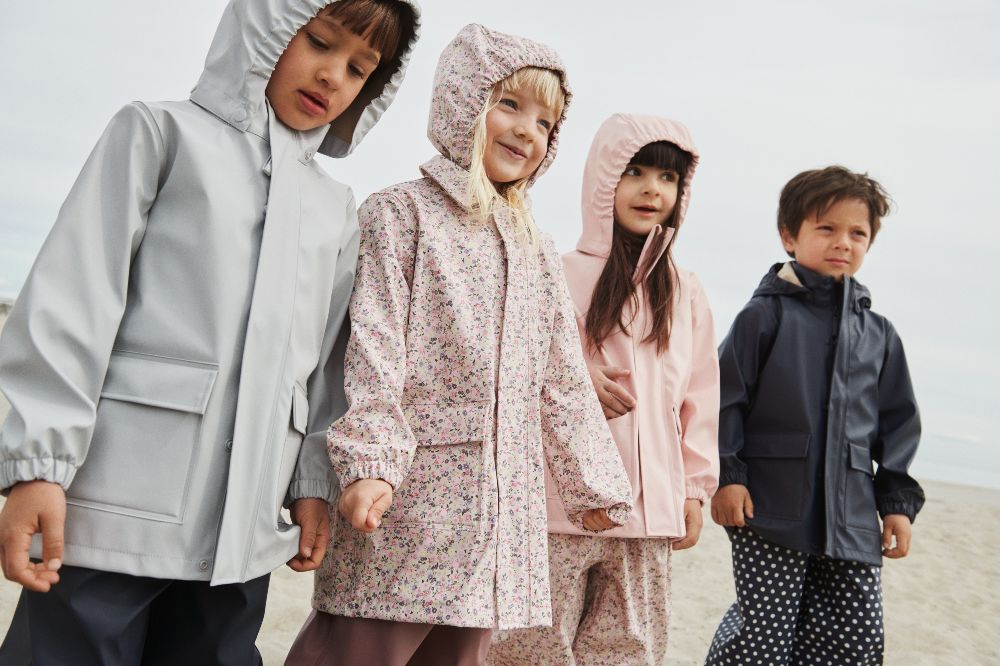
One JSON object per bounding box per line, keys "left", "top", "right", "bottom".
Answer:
{"left": 1, "top": 1, "right": 998, "bottom": 485}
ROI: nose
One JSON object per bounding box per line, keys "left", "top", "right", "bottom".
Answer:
{"left": 641, "top": 175, "right": 659, "bottom": 195}
{"left": 832, "top": 231, "right": 851, "bottom": 249}
{"left": 317, "top": 60, "right": 344, "bottom": 90}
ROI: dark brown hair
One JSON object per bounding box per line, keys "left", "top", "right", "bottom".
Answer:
{"left": 778, "top": 165, "right": 892, "bottom": 257}
{"left": 585, "top": 141, "right": 692, "bottom": 354}
{"left": 320, "top": 0, "right": 412, "bottom": 66}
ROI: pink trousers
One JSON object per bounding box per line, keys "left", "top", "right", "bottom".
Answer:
{"left": 285, "top": 611, "right": 493, "bottom": 666}
{"left": 488, "top": 533, "right": 672, "bottom": 666}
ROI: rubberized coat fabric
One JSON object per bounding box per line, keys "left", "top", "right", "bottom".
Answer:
{"left": 718, "top": 261, "right": 924, "bottom": 565}
{"left": 548, "top": 114, "right": 720, "bottom": 539}
{"left": 0, "top": 0, "right": 420, "bottom": 584}
{"left": 314, "top": 24, "right": 633, "bottom": 630}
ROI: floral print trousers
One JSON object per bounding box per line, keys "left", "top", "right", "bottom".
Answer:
{"left": 705, "top": 527, "right": 884, "bottom": 666}
{"left": 488, "top": 533, "right": 672, "bottom": 666}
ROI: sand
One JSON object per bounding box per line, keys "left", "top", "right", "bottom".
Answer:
{"left": 0, "top": 305, "right": 998, "bottom": 664}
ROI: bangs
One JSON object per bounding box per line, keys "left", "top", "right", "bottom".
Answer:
{"left": 321, "top": 0, "right": 407, "bottom": 63}
{"left": 501, "top": 67, "right": 566, "bottom": 123}
{"left": 630, "top": 141, "right": 691, "bottom": 176}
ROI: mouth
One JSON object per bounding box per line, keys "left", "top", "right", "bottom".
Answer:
{"left": 497, "top": 141, "right": 527, "bottom": 160}
{"left": 297, "top": 90, "right": 329, "bottom": 116}
{"left": 631, "top": 205, "right": 660, "bottom": 215}
{"left": 826, "top": 258, "right": 850, "bottom": 266}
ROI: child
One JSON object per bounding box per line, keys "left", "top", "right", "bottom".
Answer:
{"left": 284, "top": 24, "right": 634, "bottom": 665}
{"left": 705, "top": 166, "right": 925, "bottom": 665}
{"left": 488, "top": 114, "right": 721, "bottom": 665}
{"left": 0, "top": 0, "right": 418, "bottom": 662}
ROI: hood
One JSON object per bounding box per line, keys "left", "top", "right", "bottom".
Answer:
{"left": 426, "top": 23, "right": 571, "bottom": 187}
{"left": 190, "top": 0, "right": 420, "bottom": 158}
{"left": 755, "top": 262, "right": 873, "bottom": 310}
{"left": 577, "top": 114, "right": 699, "bottom": 259}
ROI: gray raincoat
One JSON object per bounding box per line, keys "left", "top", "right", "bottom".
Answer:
{"left": 0, "top": 0, "right": 420, "bottom": 585}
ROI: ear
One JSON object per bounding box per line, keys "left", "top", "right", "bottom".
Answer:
{"left": 779, "top": 227, "right": 797, "bottom": 255}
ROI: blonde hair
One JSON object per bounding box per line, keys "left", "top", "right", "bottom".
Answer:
{"left": 466, "top": 67, "right": 566, "bottom": 248}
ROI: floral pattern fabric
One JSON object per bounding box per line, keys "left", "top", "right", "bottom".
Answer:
{"left": 314, "top": 23, "right": 633, "bottom": 631}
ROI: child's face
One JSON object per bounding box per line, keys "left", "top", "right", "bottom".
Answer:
{"left": 266, "top": 16, "right": 382, "bottom": 131}
{"left": 781, "top": 197, "right": 872, "bottom": 281}
{"left": 613, "top": 164, "right": 680, "bottom": 235}
{"left": 482, "top": 88, "right": 557, "bottom": 185}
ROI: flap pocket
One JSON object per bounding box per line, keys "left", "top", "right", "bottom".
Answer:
{"left": 292, "top": 383, "right": 309, "bottom": 435}
{"left": 848, "top": 442, "right": 874, "bottom": 476}
{"left": 402, "top": 401, "right": 490, "bottom": 445}
{"left": 743, "top": 432, "right": 810, "bottom": 459}
{"left": 100, "top": 351, "right": 218, "bottom": 415}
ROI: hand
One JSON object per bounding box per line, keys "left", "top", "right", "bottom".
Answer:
{"left": 710, "top": 484, "right": 754, "bottom": 527}
{"left": 338, "top": 479, "right": 393, "bottom": 533}
{"left": 582, "top": 508, "right": 616, "bottom": 532}
{"left": 672, "top": 499, "right": 704, "bottom": 550}
{"left": 0, "top": 481, "right": 66, "bottom": 592}
{"left": 287, "top": 498, "right": 331, "bottom": 572}
{"left": 881, "top": 514, "right": 912, "bottom": 559}
{"left": 589, "top": 365, "right": 636, "bottom": 419}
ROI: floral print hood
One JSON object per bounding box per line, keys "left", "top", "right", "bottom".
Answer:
{"left": 425, "top": 23, "right": 571, "bottom": 187}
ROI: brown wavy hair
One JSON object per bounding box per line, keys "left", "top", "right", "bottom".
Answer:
{"left": 778, "top": 165, "right": 892, "bottom": 257}
{"left": 585, "top": 141, "right": 692, "bottom": 354}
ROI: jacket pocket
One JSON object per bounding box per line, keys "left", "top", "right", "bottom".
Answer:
{"left": 742, "top": 433, "right": 810, "bottom": 520}
{"left": 67, "top": 351, "right": 218, "bottom": 523}
{"left": 844, "top": 442, "right": 880, "bottom": 533}
{"left": 382, "top": 402, "right": 490, "bottom": 529}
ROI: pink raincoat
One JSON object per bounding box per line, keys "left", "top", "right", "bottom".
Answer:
{"left": 546, "top": 114, "right": 720, "bottom": 540}
{"left": 313, "top": 25, "right": 633, "bottom": 630}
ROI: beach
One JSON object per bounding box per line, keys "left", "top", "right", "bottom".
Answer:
{"left": 0, "top": 307, "right": 998, "bottom": 664}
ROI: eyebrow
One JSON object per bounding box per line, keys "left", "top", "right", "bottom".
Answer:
{"left": 313, "top": 17, "right": 382, "bottom": 66}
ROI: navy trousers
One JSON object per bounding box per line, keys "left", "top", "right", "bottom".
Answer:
{"left": 0, "top": 565, "right": 269, "bottom": 665}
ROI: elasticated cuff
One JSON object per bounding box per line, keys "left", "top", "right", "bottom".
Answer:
{"left": 685, "top": 484, "right": 711, "bottom": 504}
{"left": 339, "top": 462, "right": 403, "bottom": 491}
{"left": 877, "top": 500, "right": 917, "bottom": 523}
{"left": 0, "top": 457, "right": 78, "bottom": 494}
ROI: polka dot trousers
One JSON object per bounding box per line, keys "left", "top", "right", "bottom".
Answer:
{"left": 705, "top": 527, "right": 884, "bottom": 665}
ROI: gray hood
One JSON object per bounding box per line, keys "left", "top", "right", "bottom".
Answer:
{"left": 190, "top": 0, "right": 420, "bottom": 157}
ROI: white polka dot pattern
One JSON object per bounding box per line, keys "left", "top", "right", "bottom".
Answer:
{"left": 705, "top": 527, "right": 884, "bottom": 665}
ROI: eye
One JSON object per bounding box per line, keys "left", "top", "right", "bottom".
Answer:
{"left": 622, "top": 165, "right": 641, "bottom": 177}
{"left": 660, "top": 170, "right": 679, "bottom": 182}
{"left": 817, "top": 225, "right": 833, "bottom": 232}
{"left": 537, "top": 118, "right": 552, "bottom": 132}
{"left": 349, "top": 63, "right": 368, "bottom": 79}
{"left": 306, "top": 33, "right": 328, "bottom": 50}
{"left": 852, "top": 229, "right": 869, "bottom": 238}
{"left": 499, "top": 98, "right": 518, "bottom": 110}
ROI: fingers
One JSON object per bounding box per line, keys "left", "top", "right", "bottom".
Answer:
{"left": 882, "top": 518, "right": 912, "bottom": 559}
{"left": 366, "top": 491, "right": 393, "bottom": 531}
{"left": 672, "top": 536, "right": 694, "bottom": 550}
{"left": 581, "top": 509, "right": 615, "bottom": 532}
{"left": 1, "top": 532, "right": 58, "bottom": 592}
{"left": 39, "top": 505, "right": 65, "bottom": 575}
{"left": 597, "top": 388, "right": 631, "bottom": 418}
{"left": 603, "top": 381, "right": 636, "bottom": 410}
{"left": 743, "top": 493, "right": 754, "bottom": 521}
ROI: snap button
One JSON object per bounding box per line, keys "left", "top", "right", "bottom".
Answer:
{"left": 225, "top": 438, "right": 233, "bottom": 452}
{"left": 198, "top": 559, "right": 209, "bottom": 571}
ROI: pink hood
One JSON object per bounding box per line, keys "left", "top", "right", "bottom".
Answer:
{"left": 577, "top": 114, "right": 699, "bottom": 260}
{"left": 424, "top": 23, "right": 571, "bottom": 188}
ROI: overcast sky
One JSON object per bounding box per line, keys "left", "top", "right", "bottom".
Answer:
{"left": 1, "top": 1, "right": 998, "bottom": 485}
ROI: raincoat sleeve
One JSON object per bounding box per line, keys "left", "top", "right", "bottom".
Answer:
{"left": 0, "top": 103, "right": 163, "bottom": 491}
{"left": 286, "top": 193, "right": 361, "bottom": 505}
{"left": 872, "top": 322, "right": 925, "bottom": 521}
{"left": 537, "top": 238, "right": 633, "bottom": 528}
{"left": 716, "top": 296, "right": 780, "bottom": 487}
{"left": 327, "top": 191, "right": 417, "bottom": 490}
{"left": 679, "top": 274, "right": 720, "bottom": 503}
